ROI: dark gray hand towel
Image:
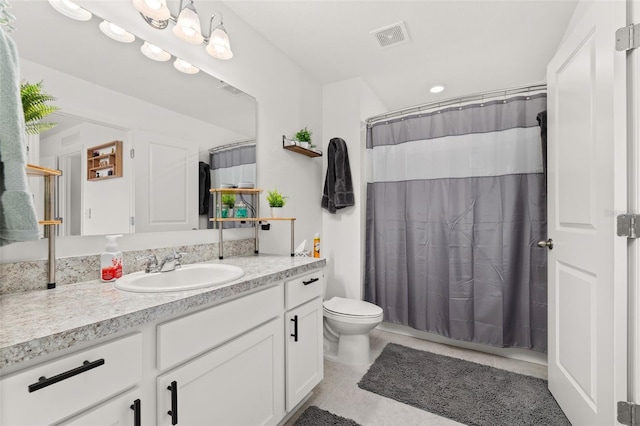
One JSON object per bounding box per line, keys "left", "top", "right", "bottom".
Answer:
{"left": 322, "top": 137, "right": 354, "bottom": 213}
{"left": 198, "top": 161, "right": 211, "bottom": 215}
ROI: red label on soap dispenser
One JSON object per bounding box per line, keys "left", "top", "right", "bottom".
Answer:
{"left": 102, "top": 256, "right": 123, "bottom": 281}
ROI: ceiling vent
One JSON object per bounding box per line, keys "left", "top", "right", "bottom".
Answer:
{"left": 370, "top": 21, "right": 410, "bottom": 48}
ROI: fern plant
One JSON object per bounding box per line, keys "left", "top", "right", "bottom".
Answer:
{"left": 20, "top": 81, "right": 59, "bottom": 135}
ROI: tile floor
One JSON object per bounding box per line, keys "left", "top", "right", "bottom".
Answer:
{"left": 285, "top": 328, "right": 548, "bottom": 426}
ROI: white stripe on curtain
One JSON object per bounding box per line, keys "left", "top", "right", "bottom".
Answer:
{"left": 368, "top": 127, "right": 542, "bottom": 183}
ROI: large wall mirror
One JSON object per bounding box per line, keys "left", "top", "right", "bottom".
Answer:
{"left": 10, "top": 1, "right": 257, "bottom": 237}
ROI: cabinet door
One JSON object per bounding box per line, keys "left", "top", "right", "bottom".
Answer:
{"left": 285, "top": 298, "right": 324, "bottom": 411}
{"left": 157, "top": 319, "right": 284, "bottom": 426}
{"left": 60, "top": 388, "right": 142, "bottom": 426}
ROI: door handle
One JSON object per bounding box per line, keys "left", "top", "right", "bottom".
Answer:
{"left": 167, "top": 381, "right": 178, "bottom": 425}
{"left": 291, "top": 315, "right": 298, "bottom": 342}
{"left": 537, "top": 239, "right": 554, "bottom": 249}
{"left": 130, "top": 399, "right": 141, "bottom": 426}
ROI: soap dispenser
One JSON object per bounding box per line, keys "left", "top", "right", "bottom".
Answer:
{"left": 101, "top": 234, "right": 123, "bottom": 282}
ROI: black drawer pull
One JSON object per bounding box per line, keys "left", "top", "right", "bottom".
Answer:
{"left": 167, "top": 381, "right": 178, "bottom": 425}
{"left": 291, "top": 315, "right": 299, "bottom": 342}
{"left": 28, "top": 359, "right": 105, "bottom": 393}
{"left": 130, "top": 399, "right": 141, "bottom": 426}
{"left": 302, "top": 277, "right": 319, "bottom": 285}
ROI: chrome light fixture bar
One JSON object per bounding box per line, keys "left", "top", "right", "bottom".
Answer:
{"left": 132, "top": 0, "right": 233, "bottom": 59}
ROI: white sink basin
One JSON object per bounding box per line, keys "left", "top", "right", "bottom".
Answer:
{"left": 114, "top": 264, "right": 244, "bottom": 293}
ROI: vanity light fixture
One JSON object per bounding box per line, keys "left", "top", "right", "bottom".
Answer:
{"left": 132, "top": 0, "right": 170, "bottom": 21}
{"left": 47, "top": 0, "right": 92, "bottom": 21}
{"left": 172, "top": 0, "right": 204, "bottom": 44}
{"left": 133, "top": 0, "right": 234, "bottom": 60}
{"left": 430, "top": 84, "right": 445, "bottom": 94}
{"left": 173, "top": 58, "right": 200, "bottom": 74}
{"left": 206, "top": 17, "right": 233, "bottom": 60}
{"left": 141, "top": 41, "right": 171, "bottom": 61}
{"left": 99, "top": 20, "right": 136, "bottom": 43}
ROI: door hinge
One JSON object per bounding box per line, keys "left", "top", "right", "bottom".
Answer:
{"left": 616, "top": 23, "right": 640, "bottom": 51}
{"left": 618, "top": 401, "right": 639, "bottom": 426}
{"left": 130, "top": 148, "right": 135, "bottom": 158}
{"left": 617, "top": 214, "right": 640, "bottom": 238}
{"left": 130, "top": 216, "right": 135, "bottom": 226}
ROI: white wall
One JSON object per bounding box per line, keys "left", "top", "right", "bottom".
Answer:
{"left": 321, "top": 78, "right": 386, "bottom": 300}
{"left": 1, "top": 2, "right": 323, "bottom": 262}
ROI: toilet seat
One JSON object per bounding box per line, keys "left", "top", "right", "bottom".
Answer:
{"left": 323, "top": 297, "right": 383, "bottom": 318}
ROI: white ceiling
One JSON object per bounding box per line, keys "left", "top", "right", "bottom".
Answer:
{"left": 10, "top": 1, "right": 578, "bottom": 122}
{"left": 223, "top": 0, "right": 578, "bottom": 111}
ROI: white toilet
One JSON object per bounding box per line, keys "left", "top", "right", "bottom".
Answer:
{"left": 323, "top": 296, "right": 383, "bottom": 365}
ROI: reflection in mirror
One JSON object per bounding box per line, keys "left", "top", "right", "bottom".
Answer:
{"left": 38, "top": 113, "right": 131, "bottom": 237}
{"left": 203, "top": 142, "right": 256, "bottom": 230}
{"left": 11, "top": 1, "right": 257, "bottom": 237}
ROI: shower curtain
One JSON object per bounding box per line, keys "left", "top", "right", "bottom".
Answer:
{"left": 364, "top": 94, "right": 548, "bottom": 352}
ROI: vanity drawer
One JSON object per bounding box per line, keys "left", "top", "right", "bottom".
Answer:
{"left": 157, "top": 284, "right": 283, "bottom": 371}
{"left": 285, "top": 270, "right": 324, "bottom": 310}
{"left": 0, "top": 333, "right": 142, "bottom": 426}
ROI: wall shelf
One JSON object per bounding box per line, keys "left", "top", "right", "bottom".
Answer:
{"left": 209, "top": 188, "right": 297, "bottom": 258}
{"left": 87, "top": 140, "right": 123, "bottom": 181}
{"left": 26, "top": 164, "right": 62, "bottom": 177}
{"left": 25, "top": 164, "right": 61, "bottom": 289}
{"left": 282, "top": 136, "right": 322, "bottom": 158}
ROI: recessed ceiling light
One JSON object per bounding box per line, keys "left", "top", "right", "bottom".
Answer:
{"left": 430, "top": 85, "right": 445, "bottom": 94}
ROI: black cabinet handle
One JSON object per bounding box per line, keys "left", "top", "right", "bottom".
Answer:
{"left": 28, "top": 359, "right": 105, "bottom": 393}
{"left": 167, "top": 381, "right": 178, "bottom": 425}
{"left": 291, "top": 315, "right": 299, "bottom": 342}
{"left": 130, "top": 399, "right": 141, "bottom": 426}
{"left": 302, "top": 277, "right": 319, "bottom": 285}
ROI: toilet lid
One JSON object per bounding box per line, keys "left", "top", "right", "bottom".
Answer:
{"left": 323, "top": 297, "right": 383, "bottom": 317}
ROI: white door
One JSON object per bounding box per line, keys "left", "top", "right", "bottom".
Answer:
{"left": 134, "top": 130, "right": 198, "bottom": 233}
{"left": 546, "top": 1, "right": 627, "bottom": 425}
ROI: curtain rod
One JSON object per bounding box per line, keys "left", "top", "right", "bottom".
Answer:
{"left": 209, "top": 139, "right": 255, "bottom": 153}
{"left": 366, "top": 83, "right": 547, "bottom": 127}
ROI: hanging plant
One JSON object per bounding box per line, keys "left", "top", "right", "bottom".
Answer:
{"left": 20, "top": 80, "right": 59, "bottom": 135}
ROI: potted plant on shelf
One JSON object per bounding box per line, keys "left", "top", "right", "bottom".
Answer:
{"left": 294, "top": 127, "right": 312, "bottom": 149}
{"left": 266, "top": 188, "right": 287, "bottom": 218}
{"left": 221, "top": 194, "right": 236, "bottom": 218}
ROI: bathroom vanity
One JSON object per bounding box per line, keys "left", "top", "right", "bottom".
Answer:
{"left": 0, "top": 255, "right": 325, "bottom": 425}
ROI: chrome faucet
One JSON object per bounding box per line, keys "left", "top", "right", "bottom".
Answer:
{"left": 138, "top": 251, "right": 185, "bottom": 273}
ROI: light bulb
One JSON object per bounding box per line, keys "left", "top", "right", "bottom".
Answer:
{"left": 99, "top": 20, "right": 135, "bottom": 43}
{"left": 141, "top": 41, "right": 171, "bottom": 61}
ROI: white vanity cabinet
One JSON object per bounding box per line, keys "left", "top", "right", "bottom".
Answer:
{"left": 1, "top": 264, "right": 326, "bottom": 426}
{"left": 157, "top": 319, "right": 284, "bottom": 426}
{"left": 155, "top": 284, "right": 285, "bottom": 426}
{"left": 0, "top": 333, "right": 142, "bottom": 426}
{"left": 284, "top": 271, "right": 324, "bottom": 411}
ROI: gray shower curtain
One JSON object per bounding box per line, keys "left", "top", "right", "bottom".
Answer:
{"left": 364, "top": 94, "right": 548, "bottom": 352}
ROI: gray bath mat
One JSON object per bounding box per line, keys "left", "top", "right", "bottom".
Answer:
{"left": 293, "top": 406, "right": 361, "bottom": 426}
{"left": 358, "top": 343, "right": 571, "bottom": 426}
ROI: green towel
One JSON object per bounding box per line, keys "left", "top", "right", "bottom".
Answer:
{"left": 0, "top": 26, "right": 39, "bottom": 246}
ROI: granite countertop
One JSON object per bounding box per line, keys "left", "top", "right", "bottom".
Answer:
{"left": 0, "top": 255, "right": 326, "bottom": 369}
